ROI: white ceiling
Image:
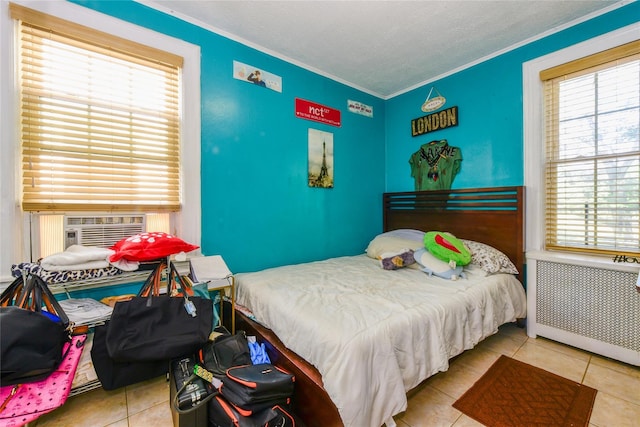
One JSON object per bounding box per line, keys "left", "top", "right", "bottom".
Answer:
{"left": 141, "top": 0, "right": 622, "bottom": 98}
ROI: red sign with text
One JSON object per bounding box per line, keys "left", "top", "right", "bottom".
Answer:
{"left": 295, "top": 98, "right": 341, "bottom": 127}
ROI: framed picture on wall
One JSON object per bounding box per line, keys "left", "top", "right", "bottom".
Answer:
{"left": 308, "top": 128, "right": 334, "bottom": 188}
{"left": 233, "top": 60, "right": 282, "bottom": 92}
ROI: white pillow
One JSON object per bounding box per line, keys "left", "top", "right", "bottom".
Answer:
{"left": 365, "top": 234, "right": 424, "bottom": 259}
{"left": 379, "top": 229, "right": 425, "bottom": 241}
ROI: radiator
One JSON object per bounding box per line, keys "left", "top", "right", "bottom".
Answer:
{"left": 527, "top": 252, "right": 640, "bottom": 366}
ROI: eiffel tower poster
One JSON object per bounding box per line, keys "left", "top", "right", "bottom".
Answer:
{"left": 308, "top": 129, "right": 334, "bottom": 188}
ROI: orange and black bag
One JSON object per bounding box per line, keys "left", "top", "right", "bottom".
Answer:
{"left": 209, "top": 395, "right": 299, "bottom": 427}
{"left": 219, "top": 363, "right": 295, "bottom": 415}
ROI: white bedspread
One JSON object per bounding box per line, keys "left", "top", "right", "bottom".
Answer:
{"left": 235, "top": 255, "right": 526, "bottom": 427}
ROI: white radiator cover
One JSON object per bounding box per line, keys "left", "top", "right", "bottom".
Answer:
{"left": 527, "top": 251, "right": 640, "bottom": 366}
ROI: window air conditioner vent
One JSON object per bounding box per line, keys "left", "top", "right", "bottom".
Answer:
{"left": 64, "top": 215, "right": 145, "bottom": 249}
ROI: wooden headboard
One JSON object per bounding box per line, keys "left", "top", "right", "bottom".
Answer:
{"left": 383, "top": 186, "right": 525, "bottom": 282}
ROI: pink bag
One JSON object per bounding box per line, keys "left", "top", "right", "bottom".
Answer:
{"left": 0, "top": 334, "right": 86, "bottom": 427}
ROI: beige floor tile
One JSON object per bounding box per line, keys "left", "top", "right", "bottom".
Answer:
{"left": 496, "top": 322, "right": 528, "bottom": 343}
{"left": 530, "top": 336, "right": 592, "bottom": 362}
{"left": 590, "top": 354, "right": 640, "bottom": 379}
{"left": 451, "top": 346, "right": 501, "bottom": 374}
{"left": 512, "top": 339, "right": 589, "bottom": 382}
{"left": 105, "top": 420, "right": 129, "bottom": 427}
{"left": 125, "top": 375, "right": 170, "bottom": 416}
{"left": 589, "top": 390, "right": 640, "bottom": 427}
{"left": 34, "top": 387, "right": 127, "bottom": 427}
{"left": 475, "top": 331, "right": 526, "bottom": 356}
{"left": 426, "top": 362, "right": 484, "bottom": 400}
{"left": 583, "top": 363, "right": 640, "bottom": 406}
{"left": 451, "top": 414, "right": 486, "bottom": 426}
{"left": 127, "top": 401, "right": 173, "bottom": 427}
{"left": 398, "top": 385, "right": 461, "bottom": 427}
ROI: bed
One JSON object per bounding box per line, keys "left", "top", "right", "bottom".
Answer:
{"left": 234, "top": 186, "right": 526, "bottom": 427}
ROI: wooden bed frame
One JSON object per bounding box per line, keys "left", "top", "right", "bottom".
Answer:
{"left": 236, "top": 186, "right": 525, "bottom": 426}
{"left": 383, "top": 186, "right": 525, "bottom": 283}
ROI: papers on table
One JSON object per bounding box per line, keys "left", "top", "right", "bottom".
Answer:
{"left": 189, "top": 255, "right": 232, "bottom": 289}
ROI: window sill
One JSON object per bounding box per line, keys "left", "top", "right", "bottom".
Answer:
{"left": 526, "top": 250, "right": 640, "bottom": 273}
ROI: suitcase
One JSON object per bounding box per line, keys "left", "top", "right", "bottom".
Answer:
{"left": 209, "top": 394, "right": 299, "bottom": 427}
{"left": 220, "top": 363, "right": 295, "bottom": 415}
{"left": 169, "top": 357, "right": 210, "bottom": 427}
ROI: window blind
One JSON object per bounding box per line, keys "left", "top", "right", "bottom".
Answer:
{"left": 542, "top": 42, "right": 640, "bottom": 256}
{"left": 12, "top": 4, "right": 183, "bottom": 212}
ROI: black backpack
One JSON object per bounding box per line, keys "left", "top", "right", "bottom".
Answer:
{"left": 198, "top": 328, "right": 252, "bottom": 378}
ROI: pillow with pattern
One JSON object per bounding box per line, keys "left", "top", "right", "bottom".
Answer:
{"left": 460, "top": 239, "right": 518, "bottom": 275}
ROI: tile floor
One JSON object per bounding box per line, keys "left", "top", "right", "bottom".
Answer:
{"left": 33, "top": 323, "right": 640, "bottom": 427}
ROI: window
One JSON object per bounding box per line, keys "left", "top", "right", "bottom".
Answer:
{"left": 1, "top": 2, "right": 201, "bottom": 268}
{"left": 541, "top": 40, "right": 640, "bottom": 256}
{"left": 12, "top": 3, "right": 182, "bottom": 213}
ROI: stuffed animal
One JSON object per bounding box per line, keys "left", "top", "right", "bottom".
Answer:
{"left": 379, "top": 249, "right": 416, "bottom": 270}
{"left": 424, "top": 231, "right": 471, "bottom": 268}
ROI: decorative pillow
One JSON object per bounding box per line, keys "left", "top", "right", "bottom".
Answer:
{"left": 378, "top": 249, "right": 415, "bottom": 270}
{"left": 424, "top": 231, "right": 471, "bottom": 267}
{"left": 109, "top": 232, "right": 199, "bottom": 262}
{"left": 461, "top": 239, "right": 519, "bottom": 275}
{"left": 414, "top": 248, "right": 465, "bottom": 280}
{"left": 365, "top": 234, "right": 424, "bottom": 259}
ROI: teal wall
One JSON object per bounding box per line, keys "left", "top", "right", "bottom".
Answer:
{"left": 385, "top": 2, "right": 640, "bottom": 192}
{"left": 72, "top": 1, "right": 639, "bottom": 274}
{"left": 73, "top": 1, "right": 386, "bottom": 274}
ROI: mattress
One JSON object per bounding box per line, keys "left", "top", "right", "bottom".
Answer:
{"left": 235, "top": 254, "right": 527, "bottom": 427}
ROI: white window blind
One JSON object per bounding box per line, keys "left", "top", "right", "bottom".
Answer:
{"left": 12, "top": 4, "right": 183, "bottom": 213}
{"left": 542, "top": 41, "right": 640, "bottom": 256}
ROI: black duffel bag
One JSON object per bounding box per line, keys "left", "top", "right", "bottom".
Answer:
{"left": 91, "top": 322, "right": 168, "bottom": 390}
{"left": 106, "top": 260, "right": 213, "bottom": 362}
{"left": 0, "top": 274, "right": 72, "bottom": 386}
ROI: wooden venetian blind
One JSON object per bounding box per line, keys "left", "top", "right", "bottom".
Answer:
{"left": 542, "top": 40, "right": 640, "bottom": 255}
{"left": 11, "top": 3, "right": 183, "bottom": 212}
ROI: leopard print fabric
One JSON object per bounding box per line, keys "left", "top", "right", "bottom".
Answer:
{"left": 11, "top": 262, "right": 124, "bottom": 284}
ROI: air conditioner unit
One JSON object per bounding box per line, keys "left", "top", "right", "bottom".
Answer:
{"left": 64, "top": 214, "right": 146, "bottom": 249}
